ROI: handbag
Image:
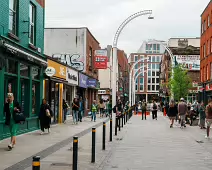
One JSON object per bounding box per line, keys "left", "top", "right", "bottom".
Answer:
{"left": 46, "top": 109, "right": 51, "bottom": 117}
{"left": 14, "top": 111, "right": 26, "bottom": 123}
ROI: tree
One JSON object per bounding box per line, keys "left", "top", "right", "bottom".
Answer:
{"left": 169, "top": 65, "right": 192, "bottom": 100}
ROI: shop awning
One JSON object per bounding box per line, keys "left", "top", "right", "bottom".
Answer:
{"left": 49, "top": 77, "right": 68, "bottom": 84}
{"left": 2, "top": 42, "right": 47, "bottom": 66}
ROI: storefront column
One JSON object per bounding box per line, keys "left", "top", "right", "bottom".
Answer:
{"left": 59, "top": 83, "right": 63, "bottom": 123}
{"left": 17, "top": 63, "right": 20, "bottom": 101}
{"left": 29, "top": 67, "right": 33, "bottom": 117}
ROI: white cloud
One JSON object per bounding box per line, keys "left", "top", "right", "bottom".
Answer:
{"left": 45, "top": 0, "right": 209, "bottom": 55}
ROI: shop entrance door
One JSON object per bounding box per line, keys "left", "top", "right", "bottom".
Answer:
{"left": 50, "top": 82, "right": 60, "bottom": 123}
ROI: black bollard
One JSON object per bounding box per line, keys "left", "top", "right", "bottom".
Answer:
{"left": 91, "top": 128, "right": 96, "bottom": 163}
{"left": 102, "top": 122, "right": 106, "bottom": 150}
{"left": 115, "top": 117, "right": 118, "bottom": 136}
{"left": 118, "top": 117, "right": 121, "bottom": 131}
{"left": 110, "top": 118, "right": 112, "bottom": 141}
{"left": 32, "top": 156, "right": 40, "bottom": 170}
{"left": 124, "top": 112, "right": 126, "bottom": 125}
{"left": 73, "top": 136, "right": 78, "bottom": 170}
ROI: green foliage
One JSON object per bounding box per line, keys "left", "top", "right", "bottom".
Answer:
{"left": 169, "top": 65, "right": 192, "bottom": 100}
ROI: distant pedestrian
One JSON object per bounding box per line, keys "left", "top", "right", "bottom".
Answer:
{"left": 4, "top": 93, "right": 21, "bottom": 150}
{"left": 178, "top": 98, "right": 187, "bottom": 128}
{"left": 78, "top": 97, "right": 84, "bottom": 122}
{"left": 141, "top": 99, "right": 147, "bottom": 120}
{"left": 72, "top": 98, "right": 79, "bottom": 124}
{"left": 116, "top": 99, "right": 123, "bottom": 118}
{"left": 168, "top": 99, "right": 178, "bottom": 128}
{"left": 91, "top": 100, "right": 98, "bottom": 122}
{"left": 152, "top": 100, "right": 158, "bottom": 120}
{"left": 108, "top": 100, "right": 112, "bottom": 118}
{"left": 199, "top": 101, "right": 206, "bottom": 129}
{"left": 63, "top": 99, "right": 69, "bottom": 123}
{"left": 39, "top": 99, "right": 52, "bottom": 135}
{"left": 205, "top": 99, "right": 212, "bottom": 139}
{"left": 99, "top": 99, "right": 105, "bottom": 118}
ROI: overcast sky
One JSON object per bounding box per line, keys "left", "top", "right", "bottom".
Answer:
{"left": 45, "top": 0, "right": 209, "bottom": 55}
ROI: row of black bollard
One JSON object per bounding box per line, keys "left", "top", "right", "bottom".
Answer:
{"left": 32, "top": 116, "right": 128, "bottom": 170}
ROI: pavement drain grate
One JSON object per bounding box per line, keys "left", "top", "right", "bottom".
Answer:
{"left": 51, "top": 163, "right": 72, "bottom": 167}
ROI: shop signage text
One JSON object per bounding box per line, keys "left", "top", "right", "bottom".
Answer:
{"left": 47, "top": 59, "right": 66, "bottom": 79}
{"left": 79, "top": 73, "right": 88, "bottom": 88}
{"left": 98, "top": 90, "right": 106, "bottom": 94}
{"left": 87, "top": 79, "right": 97, "bottom": 88}
{"left": 66, "top": 67, "right": 78, "bottom": 85}
{"left": 45, "top": 67, "right": 56, "bottom": 77}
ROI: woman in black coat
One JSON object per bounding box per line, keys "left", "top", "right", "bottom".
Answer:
{"left": 168, "top": 100, "right": 178, "bottom": 128}
{"left": 39, "top": 99, "right": 52, "bottom": 135}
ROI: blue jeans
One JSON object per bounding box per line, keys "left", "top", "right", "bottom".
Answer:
{"left": 73, "top": 110, "right": 79, "bottom": 123}
{"left": 91, "top": 112, "right": 96, "bottom": 121}
{"left": 63, "top": 108, "right": 68, "bottom": 122}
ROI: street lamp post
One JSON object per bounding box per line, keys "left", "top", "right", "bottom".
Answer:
{"left": 112, "top": 10, "right": 153, "bottom": 108}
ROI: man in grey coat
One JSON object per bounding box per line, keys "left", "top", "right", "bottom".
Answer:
{"left": 178, "top": 98, "right": 187, "bottom": 128}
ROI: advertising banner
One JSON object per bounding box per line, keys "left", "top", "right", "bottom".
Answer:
{"left": 173, "top": 55, "right": 200, "bottom": 71}
{"left": 79, "top": 73, "right": 88, "bottom": 88}
{"left": 66, "top": 67, "right": 78, "bottom": 85}
{"left": 94, "top": 50, "right": 108, "bottom": 69}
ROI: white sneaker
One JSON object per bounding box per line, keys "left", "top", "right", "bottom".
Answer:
{"left": 8, "top": 144, "right": 12, "bottom": 150}
{"left": 205, "top": 135, "right": 210, "bottom": 139}
{"left": 40, "top": 132, "right": 44, "bottom": 135}
{"left": 48, "top": 129, "right": 51, "bottom": 133}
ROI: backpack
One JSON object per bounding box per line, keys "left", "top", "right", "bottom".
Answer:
{"left": 113, "top": 106, "right": 116, "bottom": 113}
{"left": 141, "top": 102, "right": 146, "bottom": 110}
{"left": 153, "top": 103, "right": 157, "bottom": 110}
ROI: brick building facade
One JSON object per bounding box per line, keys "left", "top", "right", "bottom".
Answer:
{"left": 200, "top": 1, "right": 212, "bottom": 103}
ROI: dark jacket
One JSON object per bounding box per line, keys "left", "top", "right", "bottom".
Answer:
{"left": 72, "top": 101, "right": 79, "bottom": 111}
{"left": 4, "top": 101, "right": 21, "bottom": 125}
{"left": 63, "top": 100, "right": 69, "bottom": 109}
{"left": 39, "top": 104, "right": 52, "bottom": 129}
{"left": 168, "top": 106, "right": 178, "bottom": 117}
{"left": 199, "top": 105, "right": 206, "bottom": 119}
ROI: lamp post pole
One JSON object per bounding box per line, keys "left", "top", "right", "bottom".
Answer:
{"left": 112, "top": 10, "right": 153, "bottom": 108}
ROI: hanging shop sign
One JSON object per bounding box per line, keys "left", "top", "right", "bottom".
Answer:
{"left": 79, "top": 73, "right": 88, "bottom": 88}
{"left": 47, "top": 59, "right": 66, "bottom": 79}
{"left": 45, "top": 67, "right": 56, "bottom": 77}
{"left": 66, "top": 67, "right": 78, "bottom": 85}
{"left": 94, "top": 50, "right": 108, "bottom": 69}
{"left": 87, "top": 79, "right": 97, "bottom": 88}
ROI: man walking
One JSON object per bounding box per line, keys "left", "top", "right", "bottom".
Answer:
{"left": 205, "top": 99, "right": 212, "bottom": 139}
{"left": 152, "top": 100, "right": 158, "bottom": 120}
{"left": 141, "top": 99, "right": 147, "bottom": 120}
{"left": 178, "top": 98, "right": 187, "bottom": 128}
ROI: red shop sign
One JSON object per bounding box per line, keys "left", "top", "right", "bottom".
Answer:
{"left": 94, "top": 56, "right": 108, "bottom": 69}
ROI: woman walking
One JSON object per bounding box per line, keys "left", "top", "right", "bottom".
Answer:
{"left": 168, "top": 99, "right": 178, "bottom": 128}
{"left": 199, "top": 101, "right": 206, "bottom": 129}
{"left": 4, "top": 93, "right": 21, "bottom": 150}
{"left": 72, "top": 98, "right": 79, "bottom": 124}
{"left": 39, "top": 99, "right": 52, "bottom": 135}
{"left": 99, "top": 99, "right": 105, "bottom": 118}
{"left": 91, "top": 100, "right": 98, "bottom": 122}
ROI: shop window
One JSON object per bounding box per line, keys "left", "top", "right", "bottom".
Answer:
{"left": 5, "top": 59, "right": 17, "bottom": 74}
{"left": 20, "top": 63, "right": 29, "bottom": 77}
{"left": 31, "top": 66, "right": 40, "bottom": 79}
{"left": 32, "top": 82, "right": 39, "bottom": 115}
{"left": 20, "top": 79, "right": 29, "bottom": 117}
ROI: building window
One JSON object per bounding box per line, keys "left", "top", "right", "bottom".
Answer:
{"left": 208, "top": 40, "right": 210, "bottom": 55}
{"left": 6, "top": 59, "right": 18, "bottom": 74}
{"left": 204, "top": 44, "right": 206, "bottom": 58}
{"left": 140, "top": 85, "right": 143, "bottom": 91}
{"left": 210, "top": 37, "right": 212, "bottom": 53}
{"left": 157, "top": 44, "right": 160, "bottom": 52}
{"left": 201, "top": 23, "right": 204, "bottom": 34}
{"left": 156, "top": 85, "right": 160, "bottom": 91}
{"left": 140, "top": 78, "right": 143, "bottom": 84}
{"left": 152, "top": 85, "right": 155, "bottom": 91}
{"left": 9, "top": 0, "right": 17, "bottom": 35}
{"left": 208, "top": 15, "right": 210, "bottom": 27}
{"left": 135, "top": 55, "right": 138, "bottom": 62}
{"left": 207, "top": 65, "right": 209, "bottom": 80}
{"left": 204, "top": 20, "right": 206, "bottom": 31}
{"left": 29, "top": 3, "right": 36, "bottom": 44}
{"left": 211, "top": 63, "right": 212, "bottom": 80}
{"left": 135, "top": 84, "right": 138, "bottom": 91}
{"left": 148, "top": 85, "right": 151, "bottom": 91}
{"left": 89, "top": 47, "right": 92, "bottom": 67}
{"left": 135, "top": 63, "right": 138, "bottom": 69}
{"left": 20, "top": 63, "right": 29, "bottom": 77}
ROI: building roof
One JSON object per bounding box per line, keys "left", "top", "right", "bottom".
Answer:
{"left": 201, "top": 0, "right": 212, "bottom": 16}
{"left": 45, "top": 27, "right": 100, "bottom": 44}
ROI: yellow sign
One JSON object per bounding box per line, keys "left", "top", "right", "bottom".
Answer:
{"left": 47, "top": 59, "right": 66, "bottom": 79}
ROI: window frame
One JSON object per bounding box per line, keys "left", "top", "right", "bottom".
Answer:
{"left": 9, "top": 0, "right": 17, "bottom": 35}
{"left": 29, "top": 3, "right": 36, "bottom": 45}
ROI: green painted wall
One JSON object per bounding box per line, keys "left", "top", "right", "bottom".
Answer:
{"left": 0, "top": 0, "right": 45, "bottom": 140}
{"left": 0, "top": 0, "right": 44, "bottom": 53}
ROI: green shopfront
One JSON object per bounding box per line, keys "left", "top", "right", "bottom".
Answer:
{"left": 0, "top": 40, "right": 47, "bottom": 140}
